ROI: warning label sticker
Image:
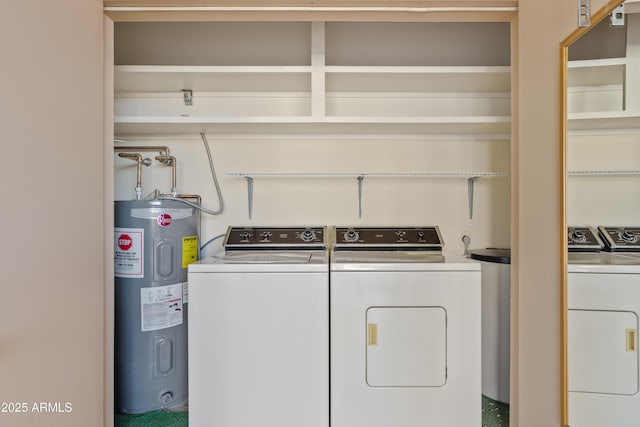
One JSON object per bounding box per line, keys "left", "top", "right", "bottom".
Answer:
{"left": 182, "top": 235, "right": 198, "bottom": 269}
{"left": 114, "top": 228, "right": 144, "bottom": 278}
{"left": 140, "top": 283, "right": 184, "bottom": 332}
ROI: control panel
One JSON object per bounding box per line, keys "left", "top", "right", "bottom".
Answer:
{"left": 224, "top": 226, "right": 326, "bottom": 250}
{"left": 567, "top": 226, "right": 604, "bottom": 252}
{"left": 598, "top": 226, "right": 640, "bottom": 252}
{"left": 333, "top": 227, "right": 443, "bottom": 250}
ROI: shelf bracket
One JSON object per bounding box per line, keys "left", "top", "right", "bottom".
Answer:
{"left": 578, "top": 0, "right": 591, "bottom": 27}
{"left": 467, "top": 177, "right": 479, "bottom": 220}
{"left": 357, "top": 175, "right": 364, "bottom": 219}
{"left": 610, "top": 4, "right": 624, "bottom": 27}
{"left": 245, "top": 176, "right": 254, "bottom": 219}
{"left": 181, "top": 89, "right": 193, "bottom": 106}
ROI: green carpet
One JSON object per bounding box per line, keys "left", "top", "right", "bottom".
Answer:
{"left": 116, "top": 396, "right": 508, "bottom": 426}
{"left": 482, "top": 395, "right": 510, "bottom": 427}
{"left": 115, "top": 410, "right": 188, "bottom": 427}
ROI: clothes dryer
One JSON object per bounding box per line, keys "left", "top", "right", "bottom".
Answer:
{"left": 330, "top": 226, "right": 481, "bottom": 427}
{"left": 568, "top": 226, "right": 640, "bottom": 427}
{"left": 188, "top": 226, "right": 329, "bottom": 427}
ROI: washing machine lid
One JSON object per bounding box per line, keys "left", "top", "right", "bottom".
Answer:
{"left": 189, "top": 250, "right": 328, "bottom": 273}
{"left": 568, "top": 252, "right": 640, "bottom": 273}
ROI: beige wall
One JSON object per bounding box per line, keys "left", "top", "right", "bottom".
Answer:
{"left": 514, "top": 0, "right": 608, "bottom": 426}
{"left": 0, "top": 0, "right": 616, "bottom": 426}
{"left": 0, "top": 1, "right": 105, "bottom": 427}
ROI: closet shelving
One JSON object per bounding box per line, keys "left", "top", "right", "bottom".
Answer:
{"left": 567, "top": 57, "right": 640, "bottom": 132}
{"left": 114, "top": 65, "right": 511, "bottom": 135}
{"left": 227, "top": 172, "right": 508, "bottom": 219}
{"left": 114, "top": 22, "right": 512, "bottom": 137}
{"left": 567, "top": 50, "right": 640, "bottom": 179}
{"left": 114, "top": 21, "right": 511, "bottom": 221}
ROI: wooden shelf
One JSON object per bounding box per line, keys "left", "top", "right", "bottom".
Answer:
{"left": 568, "top": 111, "right": 640, "bottom": 132}
{"left": 114, "top": 115, "right": 511, "bottom": 136}
{"left": 115, "top": 62, "right": 512, "bottom": 135}
{"left": 567, "top": 58, "right": 625, "bottom": 87}
{"left": 115, "top": 65, "right": 312, "bottom": 92}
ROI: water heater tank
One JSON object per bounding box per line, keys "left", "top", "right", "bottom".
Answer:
{"left": 114, "top": 199, "right": 198, "bottom": 414}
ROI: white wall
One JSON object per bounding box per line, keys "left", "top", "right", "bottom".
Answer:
{"left": 114, "top": 135, "right": 511, "bottom": 256}
{"left": 567, "top": 132, "right": 640, "bottom": 226}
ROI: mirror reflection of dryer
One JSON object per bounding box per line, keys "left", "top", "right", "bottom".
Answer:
{"left": 567, "top": 225, "right": 640, "bottom": 427}
{"left": 330, "top": 226, "right": 481, "bottom": 427}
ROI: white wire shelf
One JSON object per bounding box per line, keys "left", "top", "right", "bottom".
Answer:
{"left": 228, "top": 172, "right": 506, "bottom": 179}
{"left": 228, "top": 171, "right": 507, "bottom": 219}
{"left": 568, "top": 169, "right": 640, "bottom": 176}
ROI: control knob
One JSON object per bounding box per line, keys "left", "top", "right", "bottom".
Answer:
{"left": 260, "top": 231, "right": 273, "bottom": 241}
{"left": 619, "top": 230, "right": 638, "bottom": 243}
{"left": 395, "top": 230, "right": 407, "bottom": 240}
{"left": 569, "top": 230, "right": 587, "bottom": 243}
{"left": 300, "top": 229, "right": 317, "bottom": 242}
{"left": 343, "top": 229, "right": 360, "bottom": 242}
{"left": 239, "top": 231, "right": 253, "bottom": 241}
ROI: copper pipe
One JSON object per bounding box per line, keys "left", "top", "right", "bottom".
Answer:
{"left": 155, "top": 155, "right": 177, "bottom": 196}
{"left": 114, "top": 146, "right": 171, "bottom": 158}
{"left": 118, "top": 153, "right": 143, "bottom": 199}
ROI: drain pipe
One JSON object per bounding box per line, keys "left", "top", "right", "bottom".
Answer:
{"left": 118, "top": 153, "right": 143, "bottom": 200}
{"left": 155, "top": 155, "right": 178, "bottom": 197}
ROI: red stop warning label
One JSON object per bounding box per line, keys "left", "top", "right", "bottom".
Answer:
{"left": 118, "top": 234, "right": 133, "bottom": 251}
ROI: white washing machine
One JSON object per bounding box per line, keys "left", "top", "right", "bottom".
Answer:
{"left": 568, "top": 226, "right": 640, "bottom": 427}
{"left": 330, "top": 226, "right": 482, "bottom": 427}
{"left": 188, "top": 226, "right": 329, "bottom": 427}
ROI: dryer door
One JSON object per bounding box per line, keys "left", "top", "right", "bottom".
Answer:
{"left": 568, "top": 309, "right": 638, "bottom": 395}
{"left": 366, "top": 306, "right": 446, "bottom": 387}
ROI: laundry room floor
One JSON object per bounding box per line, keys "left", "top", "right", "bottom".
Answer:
{"left": 115, "top": 395, "right": 509, "bottom": 427}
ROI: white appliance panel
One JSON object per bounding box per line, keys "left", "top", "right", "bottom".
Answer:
{"left": 330, "top": 268, "right": 481, "bottom": 427}
{"left": 568, "top": 265, "right": 640, "bottom": 427}
{"left": 188, "top": 270, "right": 329, "bottom": 427}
